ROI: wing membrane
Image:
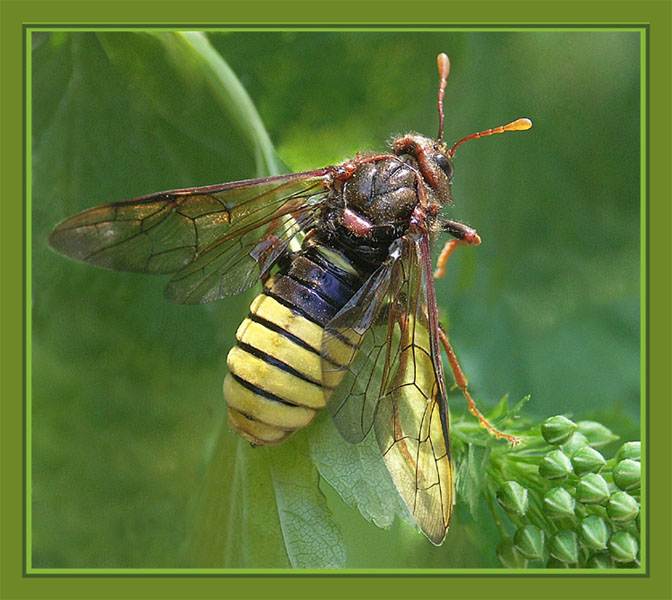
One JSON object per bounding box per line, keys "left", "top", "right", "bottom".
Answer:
{"left": 322, "top": 235, "right": 453, "bottom": 544}
{"left": 374, "top": 236, "right": 453, "bottom": 545}
{"left": 164, "top": 209, "right": 316, "bottom": 303}
{"left": 49, "top": 172, "right": 329, "bottom": 303}
{"left": 322, "top": 240, "right": 404, "bottom": 443}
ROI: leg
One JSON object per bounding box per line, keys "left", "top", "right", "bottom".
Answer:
{"left": 434, "top": 220, "right": 481, "bottom": 280}
{"left": 434, "top": 239, "right": 465, "bottom": 279}
{"left": 439, "top": 325, "right": 521, "bottom": 446}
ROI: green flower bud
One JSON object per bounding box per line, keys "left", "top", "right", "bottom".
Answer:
{"left": 614, "top": 441, "right": 640, "bottom": 463}
{"left": 578, "top": 544, "right": 591, "bottom": 566}
{"left": 496, "top": 537, "right": 528, "bottom": 568}
{"left": 543, "top": 486, "right": 576, "bottom": 519}
{"left": 613, "top": 459, "right": 641, "bottom": 492}
{"left": 575, "top": 473, "right": 611, "bottom": 505}
{"left": 496, "top": 481, "right": 529, "bottom": 517}
{"left": 513, "top": 525, "right": 546, "bottom": 561}
{"left": 539, "top": 449, "right": 573, "bottom": 480}
{"left": 579, "top": 515, "right": 611, "bottom": 550}
{"left": 549, "top": 530, "right": 579, "bottom": 564}
{"left": 542, "top": 416, "right": 577, "bottom": 445}
{"left": 571, "top": 446, "right": 606, "bottom": 476}
{"left": 546, "top": 556, "right": 572, "bottom": 568}
{"left": 561, "top": 432, "right": 589, "bottom": 456}
{"left": 608, "top": 530, "right": 639, "bottom": 563}
{"left": 587, "top": 551, "right": 615, "bottom": 569}
{"left": 607, "top": 491, "right": 639, "bottom": 522}
{"left": 577, "top": 421, "right": 617, "bottom": 448}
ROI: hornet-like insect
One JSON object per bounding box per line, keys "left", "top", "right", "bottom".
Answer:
{"left": 49, "top": 53, "right": 531, "bottom": 545}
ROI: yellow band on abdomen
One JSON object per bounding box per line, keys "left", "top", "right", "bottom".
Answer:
{"left": 227, "top": 346, "right": 324, "bottom": 409}
{"left": 223, "top": 292, "right": 328, "bottom": 445}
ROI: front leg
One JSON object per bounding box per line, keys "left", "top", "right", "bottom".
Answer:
{"left": 434, "top": 219, "right": 481, "bottom": 280}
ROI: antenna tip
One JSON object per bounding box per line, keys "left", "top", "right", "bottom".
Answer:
{"left": 437, "top": 53, "right": 450, "bottom": 78}
{"left": 510, "top": 117, "right": 533, "bottom": 131}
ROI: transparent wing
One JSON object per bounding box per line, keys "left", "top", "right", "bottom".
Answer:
{"left": 163, "top": 204, "right": 317, "bottom": 303}
{"left": 322, "top": 235, "right": 453, "bottom": 544}
{"left": 373, "top": 236, "right": 453, "bottom": 545}
{"left": 321, "top": 239, "right": 405, "bottom": 443}
{"left": 49, "top": 171, "right": 330, "bottom": 303}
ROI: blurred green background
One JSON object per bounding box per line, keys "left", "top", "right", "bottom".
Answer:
{"left": 31, "top": 30, "right": 640, "bottom": 568}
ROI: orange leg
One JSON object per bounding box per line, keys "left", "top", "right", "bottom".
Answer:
{"left": 439, "top": 327, "right": 521, "bottom": 446}
{"left": 434, "top": 239, "right": 466, "bottom": 279}
{"left": 432, "top": 231, "right": 519, "bottom": 445}
{"left": 434, "top": 221, "right": 481, "bottom": 280}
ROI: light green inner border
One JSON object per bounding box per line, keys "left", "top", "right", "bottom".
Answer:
{"left": 22, "top": 24, "right": 648, "bottom": 578}
{"left": 2, "top": 0, "right": 670, "bottom": 597}
{"left": 638, "top": 28, "right": 647, "bottom": 576}
{"left": 24, "top": 24, "right": 34, "bottom": 580}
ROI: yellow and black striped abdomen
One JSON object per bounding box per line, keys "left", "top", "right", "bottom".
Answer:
{"left": 224, "top": 247, "right": 363, "bottom": 445}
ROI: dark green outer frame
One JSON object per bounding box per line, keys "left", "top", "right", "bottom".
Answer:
{"left": 2, "top": 1, "right": 670, "bottom": 600}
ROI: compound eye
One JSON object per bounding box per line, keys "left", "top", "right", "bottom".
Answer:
{"left": 434, "top": 153, "right": 454, "bottom": 180}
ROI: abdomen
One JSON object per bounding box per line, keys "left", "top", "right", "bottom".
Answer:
{"left": 224, "top": 242, "right": 364, "bottom": 445}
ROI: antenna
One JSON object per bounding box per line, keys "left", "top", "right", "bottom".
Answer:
{"left": 436, "top": 53, "right": 450, "bottom": 142}
{"left": 447, "top": 118, "right": 533, "bottom": 158}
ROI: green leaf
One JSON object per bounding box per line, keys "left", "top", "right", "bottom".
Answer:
{"left": 308, "top": 415, "right": 411, "bottom": 531}
{"left": 269, "top": 435, "right": 346, "bottom": 568}
{"left": 188, "top": 432, "right": 345, "bottom": 568}
{"left": 486, "top": 394, "right": 509, "bottom": 422}
{"left": 238, "top": 444, "right": 296, "bottom": 567}
{"left": 456, "top": 443, "right": 492, "bottom": 518}
{"left": 95, "top": 31, "right": 282, "bottom": 177}
{"left": 507, "top": 395, "right": 532, "bottom": 421}
{"left": 186, "top": 434, "right": 290, "bottom": 568}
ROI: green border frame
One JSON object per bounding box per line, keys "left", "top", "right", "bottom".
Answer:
{"left": 2, "top": 1, "right": 670, "bottom": 599}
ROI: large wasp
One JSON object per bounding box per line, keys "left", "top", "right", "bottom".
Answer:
{"left": 49, "top": 53, "right": 531, "bottom": 545}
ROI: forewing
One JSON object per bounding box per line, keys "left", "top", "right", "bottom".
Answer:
{"left": 49, "top": 172, "right": 329, "bottom": 303}
{"left": 164, "top": 203, "right": 318, "bottom": 303}
{"left": 373, "top": 236, "right": 453, "bottom": 545}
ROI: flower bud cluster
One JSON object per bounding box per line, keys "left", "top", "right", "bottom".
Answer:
{"left": 492, "top": 416, "right": 640, "bottom": 569}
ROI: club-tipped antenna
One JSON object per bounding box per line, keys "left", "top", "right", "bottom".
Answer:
{"left": 436, "top": 53, "right": 450, "bottom": 142}
{"left": 447, "top": 118, "right": 533, "bottom": 158}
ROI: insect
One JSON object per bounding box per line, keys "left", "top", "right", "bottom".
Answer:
{"left": 49, "top": 53, "right": 531, "bottom": 545}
